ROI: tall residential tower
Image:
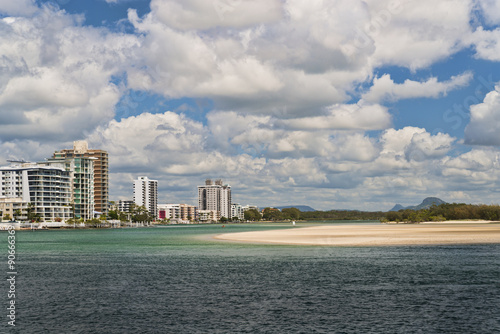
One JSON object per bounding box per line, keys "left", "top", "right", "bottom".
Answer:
{"left": 133, "top": 176, "right": 158, "bottom": 219}
{"left": 198, "top": 179, "right": 231, "bottom": 219}
{"left": 53, "top": 141, "right": 109, "bottom": 215}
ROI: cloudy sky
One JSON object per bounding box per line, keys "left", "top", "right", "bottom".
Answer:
{"left": 1, "top": 0, "right": 500, "bottom": 211}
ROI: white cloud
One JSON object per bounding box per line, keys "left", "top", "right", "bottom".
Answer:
{"left": 403, "top": 131, "right": 455, "bottom": 161}
{"left": 0, "top": 0, "right": 38, "bottom": 16}
{"left": 478, "top": 0, "right": 500, "bottom": 25}
{"left": 379, "top": 127, "right": 455, "bottom": 159}
{"left": 0, "top": 5, "right": 140, "bottom": 141}
{"left": 464, "top": 84, "right": 500, "bottom": 145}
{"left": 363, "top": 72, "right": 473, "bottom": 102}
{"left": 441, "top": 149, "right": 500, "bottom": 187}
{"left": 151, "top": 0, "right": 283, "bottom": 30}
{"left": 469, "top": 27, "right": 500, "bottom": 61}
{"left": 282, "top": 103, "right": 391, "bottom": 130}
{"left": 367, "top": 0, "right": 473, "bottom": 70}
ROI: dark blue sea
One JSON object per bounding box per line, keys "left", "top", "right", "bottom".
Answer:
{"left": 2, "top": 222, "right": 500, "bottom": 333}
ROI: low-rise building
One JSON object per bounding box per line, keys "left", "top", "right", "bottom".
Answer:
{"left": 198, "top": 210, "right": 220, "bottom": 222}
{"left": 0, "top": 197, "right": 28, "bottom": 221}
{"left": 231, "top": 203, "right": 244, "bottom": 220}
{"left": 242, "top": 205, "right": 259, "bottom": 212}
{"left": 117, "top": 200, "right": 134, "bottom": 213}
{"left": 158, "top": 204, "right": 197, "bottom": 221}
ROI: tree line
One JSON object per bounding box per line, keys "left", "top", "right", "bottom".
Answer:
{"left": 384, "top": 203, "right": 500, "bottom": 223}
{"left": 244, "top": 203, "right": 500, "bottom": 222}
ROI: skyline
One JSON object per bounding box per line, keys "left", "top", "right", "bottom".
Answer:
{"left": 1, "top": 1, "right": 500, "bottom": 211}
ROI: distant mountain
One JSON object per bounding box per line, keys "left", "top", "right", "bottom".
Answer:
{"left": 389, "top": 204, "right": 405, "bottom": 212}
{"left": 389, "top": 197, "right": 447, "bottom": 212}
{"left": 275, "top": 205, "right": 316, "bottom": 212}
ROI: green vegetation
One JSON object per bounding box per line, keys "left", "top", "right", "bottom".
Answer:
{"left": 238, "top": 203, "right": 500, "bottom": 223}
{"left": 383, "top": 203, "right": 500, "bottom": 223}
{"left": 301, "top": 210, "right": 386, "bottom": 221}
{"left": 130, "top": 204, "right": 153, "bottom": 223}
{"left": 244, "top": 209, "right": 261, "bottom": 221}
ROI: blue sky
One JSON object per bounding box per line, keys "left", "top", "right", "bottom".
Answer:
{"left": 2, "top": 0, "right": 500, "bottom": 210}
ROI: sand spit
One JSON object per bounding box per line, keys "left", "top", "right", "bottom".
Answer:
{"left": 214, "top": 223, "right": 500, "bottom": 246}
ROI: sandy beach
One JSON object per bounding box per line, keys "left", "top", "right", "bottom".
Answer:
{"left": 214, "top": 222, "right": 500, "bottom": 246}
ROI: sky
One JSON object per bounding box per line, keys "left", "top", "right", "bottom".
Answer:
{"left": 1, "top": 0, "right": 500, "bottom": 211}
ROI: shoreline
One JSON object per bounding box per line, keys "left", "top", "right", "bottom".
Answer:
{"left": 214, "top": 222, "right": 500, "bottom": 246}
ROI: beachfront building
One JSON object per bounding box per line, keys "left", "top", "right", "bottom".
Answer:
{"left": 231, "top": 203, "right": 244, "bottom": 220}
{"left": 46, "top": 157, "right": 95, "bottom": 220}
{"left": 134, "top": 176, "right": 158, "bottom": 219}
{"left": 53, "top": 141, "right": 109, "bottom": 215}
{"left": 198, "top": 210, "right": 220, "bottom": 222}
{"left": 242, "top": 205, "right": 259, "bottom": 212}
{"left": 198, "top": 179, "right": 231, "bottom": 219}
{"left": 0, "top": 197, "right": 28, "bottom": 221}
{"left": 0, "top": 162, "right": 72, "bottom": 222}
{"left": 117, "top": 200, "right": 134, "bottom": 213}
{"left": 158, "top": 204, "right": 197, "bottom": 221}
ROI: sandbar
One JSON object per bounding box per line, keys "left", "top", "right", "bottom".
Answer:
{"left": 214, "top": 222, "right": 500, "bottom": 246}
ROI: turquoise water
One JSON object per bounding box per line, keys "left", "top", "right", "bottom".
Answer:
{"left": 2, "top": 223, "right": 500, "bottom": 333}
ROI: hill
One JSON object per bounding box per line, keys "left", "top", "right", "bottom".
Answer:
{"left": 390, "top": 197, "right": 447, "bottom": 211}
{"left": 275, "top": 205, "right": 316, "bottom": 212}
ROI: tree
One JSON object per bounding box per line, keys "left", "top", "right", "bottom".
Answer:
{"left": 3, "top": 214, "right": 11, "bottom": 221}
{"left": 244, "top": 209, "right": 261, "bottom": 221}
{"left": 131, "top": 205, "right": 152, "bottom": 223}
{"left": 281, "top": 208, "right": 301, "bottom": 220}
{"left": 26, "top": 203, "right": 38, "bottom": 222}
{"left": 231, "top": 216, "right": 240, "bottom": 222}
{"left": 85, "top": 218, "right": 100, "bottom": 227}
{"left": 262, "top": 207, "right": 283, "bottom": 221}
{"left": 13, "top": 209, "right": 22, "bottom": 221}
{"left": 220, "top": 216, "right": 228, "bottom": 223}
{"left": 108, "top": 210, "right": 119, "bottom": 220}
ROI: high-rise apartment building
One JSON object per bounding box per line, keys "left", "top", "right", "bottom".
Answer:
{"left": 0, "top": 162, "right": 72, "bottom": 222}
{"left": 47, "top": 156, "right": 95, "bottom": 220}
{"left": 53, "top": 141, "right": 109, "bottom": 215}
{"left": 198, "top": 179, "right": 231, "bottom": 219}
{"left": 133, "top": 176, "right": 158, "bottom": 219}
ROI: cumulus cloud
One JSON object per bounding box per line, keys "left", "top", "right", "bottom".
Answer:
{"left": 0, "top": 6, "right": 140, "bottom": 141}
{"left": 0, "top": 0, "right": 38, "bottom": 16}
{"left": 469, "top": 27, "right": 500, "bottom": 61}
{"left": 363, "top": 72, "right": 473, "bottom": 102}
{"left": 367, "top": 0, "right": 473, "bottom": 69}
{"left": 478, "top": 0, "right": 500, "bottom": 25}
{"left": 281, "top": 103, "right": 391, "bottom": 130}
{"left": 441, "top": 149, "right": 500, "bottom": 188}
{"left": 379, "top": 127, "right": 455, "bottom": 159}
{"left": 464, "top": 84, "right": 500, "bottom": 145}
{"left": 151, "top": 0, "right": 283, "bottom": 30}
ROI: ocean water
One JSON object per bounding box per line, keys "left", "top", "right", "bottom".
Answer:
{"left": 2, "top": 222, "right": 500, "bottom": 333}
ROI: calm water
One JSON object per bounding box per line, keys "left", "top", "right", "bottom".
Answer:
{"left": 2, "top": 222, "right": 500, "bottom": 333}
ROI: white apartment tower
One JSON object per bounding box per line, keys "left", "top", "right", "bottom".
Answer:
{"left": 133, "top": 176, "right": 158, "bottom": 219}
{"left": 198, "top": 179, "right": 231, "bottom": 219}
